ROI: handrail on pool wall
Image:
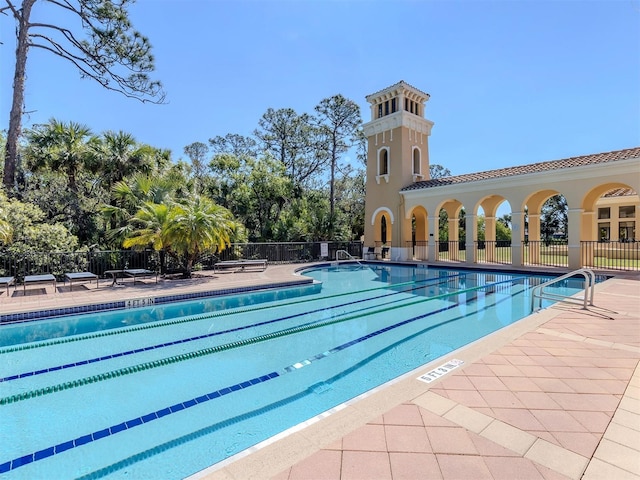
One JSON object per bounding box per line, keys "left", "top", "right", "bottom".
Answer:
{"left": 335, "top": 249, "right": 364, "bottom": 267}
{"left": 531, "top": 268, "right": 596, "bottom": 312}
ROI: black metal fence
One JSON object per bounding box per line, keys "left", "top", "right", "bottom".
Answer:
{"left": 0, "top": 250, "right": 160, "bottom": 282}
{"left": 3, "top": 240, "right": 636, "bottom": 280}
{"left": 402, "top": 239, "right": 638, "bottom": 271}
{"left": 581, "top": 240, "right": 640, "bottom": 271}
{"left": 0, "top": 241, "right": 364, "bottom": 281}
{"left": 523, "top": 240, "right": 569, "bottom": 268}
{"left": 409, "top": 240, "right": 428, "bottom": 261}
{"left": 437, "top": 241, "right": 466, "bottom": 262}
{"left": 206, "top": 241, "right": 362, "bottom": 265}
{"left": 475, "top": 240, "right": 512, "bottom": 265}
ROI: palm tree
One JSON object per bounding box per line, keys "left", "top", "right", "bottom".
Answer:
{"left": 122, "top": 202, "right": 171, "bottom": 251}
{"left": 122, "top": 195, "right": 240, "bottom": 277}
{"left": 122, "top": 202, "right": 172, "bottom": 273}
{"left": 25, "top": 119, "right": 96, "bottom": 193}
{"left": 103, "top": 173, "right": 178, "bottom": 248}
{"left": 0, "top": 216, "right": 12, "bottom": 245}
{"left": 165, "top": 196, "right": 238, "bottom": 277}
{"left": 95, "top": 131, "right": 158, "bottom": 191}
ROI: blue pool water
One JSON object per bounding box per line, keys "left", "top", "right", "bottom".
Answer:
{"left": 0, "top": 264, "right": 589, "bottom": 479}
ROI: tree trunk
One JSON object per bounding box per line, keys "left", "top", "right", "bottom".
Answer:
{"left": 329, "top": 141, "right": 337, "bottom": 229}
{"left": 159, "top": 249, "right": 166, "bottom": 275}
{"left": 4, "top": 0, "right": 35, "bottom": 194}
{"left": 184, "top": 257, "right": 193, "bottom": 279}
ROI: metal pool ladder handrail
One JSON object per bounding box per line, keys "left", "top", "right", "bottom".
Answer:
{"left": 336, "top": 249, "right": 363, "bottom": 266}
{"left": 531, "top": 268, "right": 596, "bottom": 312}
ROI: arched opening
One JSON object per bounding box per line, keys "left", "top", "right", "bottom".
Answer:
{"left": 522, "top": 190, "right": 567, "bottom": 267}
{"left": 581, "top": 183, "right": 639, "bottom": 269}
{"left": 407, "top": 206, "right": 429, "bottom": 260}
{"left": 381, "top": 215, "right": 387, "bottom": 244}
{"left": 474, "top": 195, "right": 511, "bottom": 265}
{"left": 413, "top": 148, "right": 420, "bottom": 175}
{"left": 379, "top": 149, "right": 389, "bottom": 176}
{"left": 436, "top": 200, "right": 464, "bottom": 262}
{"left": 367, "top": 207, "right": 394, "bottom": 260}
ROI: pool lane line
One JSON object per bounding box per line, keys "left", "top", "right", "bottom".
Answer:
{"left": 0, "top": 278, "right": 520, "bottom": 406}
{"left": 0, "top": 273, "right": 465, "bottom": 355}
{"left": 78, "top": 301, "right": 474, "bottom": 480}
{"left": 2, "top": 284, "right": 526, "bottom": 477}
{"left": 0, "top": 277, "right": 461, "bottom": 393}
{"left": 0, "top": 276, "right": 464, "bottom": 383}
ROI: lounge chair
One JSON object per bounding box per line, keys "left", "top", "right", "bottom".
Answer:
{"left": 64, "top": 272, "right": 99, "bottom": 291}
{"left": 213, "top": 259, "right": 268, "bottom": 273}
{"left": 0, "top": 276, "right": 15, "bottom": 296}
{"left": 23, "top": 274, "right": 56, "bottom": 293}
{"left": 124, "top": 269, "right": 158, "bottom": 284}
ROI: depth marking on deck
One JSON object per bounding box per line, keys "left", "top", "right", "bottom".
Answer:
{"left": 417, "top": 359, "right": 464, "bottom": 383}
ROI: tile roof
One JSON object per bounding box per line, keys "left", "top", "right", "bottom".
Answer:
{"left": 366, "top": 80, "right": 430, "bottom": 102}
{"left": 401, "top": 147, "right": 640, "bottom": 192}
{"left": 602, "top": 187, "right": 637, "bottom": 197}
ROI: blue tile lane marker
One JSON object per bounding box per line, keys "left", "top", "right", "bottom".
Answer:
{"left": 0, "top": 280, "right": 525, "bottom": 474}
{"left": 0, "top": 275, "right": 465, "bottom": 382}
{"left": 0, "top": 278, "right": 521, "bottom": 407}
{"left": 0, "top": 275, "right": 455, "bottom": 354}
{"left": 0, "top": 280, "right": 312, "bottom": 325}
{"left": 0, "top": 370, "right": 281, "bottom": 474}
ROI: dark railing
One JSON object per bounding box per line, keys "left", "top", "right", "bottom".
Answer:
{"left": 0, "top": 250, "right": 160, "bottom": 282}
{"left": 373, "top": 241, "right": 390, "bottom": 259}
{"left": 523, "top": 240, "right": 569, "bottom": 268}
{"left": 437, "top": 241, "right": 466, "bottom": 262}
{"left": 475, "top": 240, "right": 512, "bottom": 265}
{"left": 581, "top": 240, "right": 640, "bottom": 271}
{"left": 0, "top": 241, "right": 364, "bottom": 281}
{"left": 407, "top": 240, "right": 428, "bottom": 261}
{"left": 202, "top": 241, "right": 363, "bottom": 266}
{"left": 3, "top": 240, "right": 637, "bottom": 280}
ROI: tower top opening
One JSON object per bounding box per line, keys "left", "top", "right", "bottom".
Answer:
{"left": 365, "top": 81, "right": 430, "bottom": 120}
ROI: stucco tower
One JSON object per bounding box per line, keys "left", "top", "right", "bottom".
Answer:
{"left": 363, "top": 81, "right": 434, "bottom": 260}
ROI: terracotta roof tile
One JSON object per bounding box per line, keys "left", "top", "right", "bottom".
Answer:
{"left": 602, "top": 187, "right": 637, "bottom": 197}
{"left": 366, "top": 80, "right": 430, "bottom": 102}
{"left": 401, "top": 147, "right": 640, "bottom": 192}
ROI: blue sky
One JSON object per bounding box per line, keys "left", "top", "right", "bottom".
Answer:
{"left": 1, "top": 0, "right": 639, "bottom": 176}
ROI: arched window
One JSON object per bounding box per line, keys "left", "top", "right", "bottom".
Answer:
{"left": 381, "top": 216, "right": 388, "bottom": 244}
{"left": 413, "top": 148, "right": 421, "bottom": 175}
{"left": 379, "top": 149, "right": 389, "bottom": 175}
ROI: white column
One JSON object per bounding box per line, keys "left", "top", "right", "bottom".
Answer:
{"left": 511, "top": 211, "right": 524, "bottom": 267}
{"left": 567, "top": 208, "right": 584, "bottom": 269}
{"left": 428, "top": 216, "right": 438, "bottom": 262}
{"left": 465, "top": 212, "right": 476, "bottom": 264}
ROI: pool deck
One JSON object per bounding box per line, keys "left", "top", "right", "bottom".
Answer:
{"left": 1, "top": 264, "right": 639, "bottom": 480}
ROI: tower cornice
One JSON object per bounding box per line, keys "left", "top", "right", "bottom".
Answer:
{"left": 365, "top": 80, "right": 430, "bottom": 105}
{"left": 362, "top": 110, "right": 434, "bottom": 137}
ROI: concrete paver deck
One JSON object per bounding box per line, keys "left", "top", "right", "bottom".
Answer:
{"left": 1, "top": 265, "right": 638, "bottom": 480}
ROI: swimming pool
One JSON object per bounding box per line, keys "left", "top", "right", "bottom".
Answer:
{"left": 0, "top": 264, "right": 589, "bottom": 479}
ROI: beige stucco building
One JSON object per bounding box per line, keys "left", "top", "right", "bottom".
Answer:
{"left": 363, "top": 81, "right": 640, "bottom": 270}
